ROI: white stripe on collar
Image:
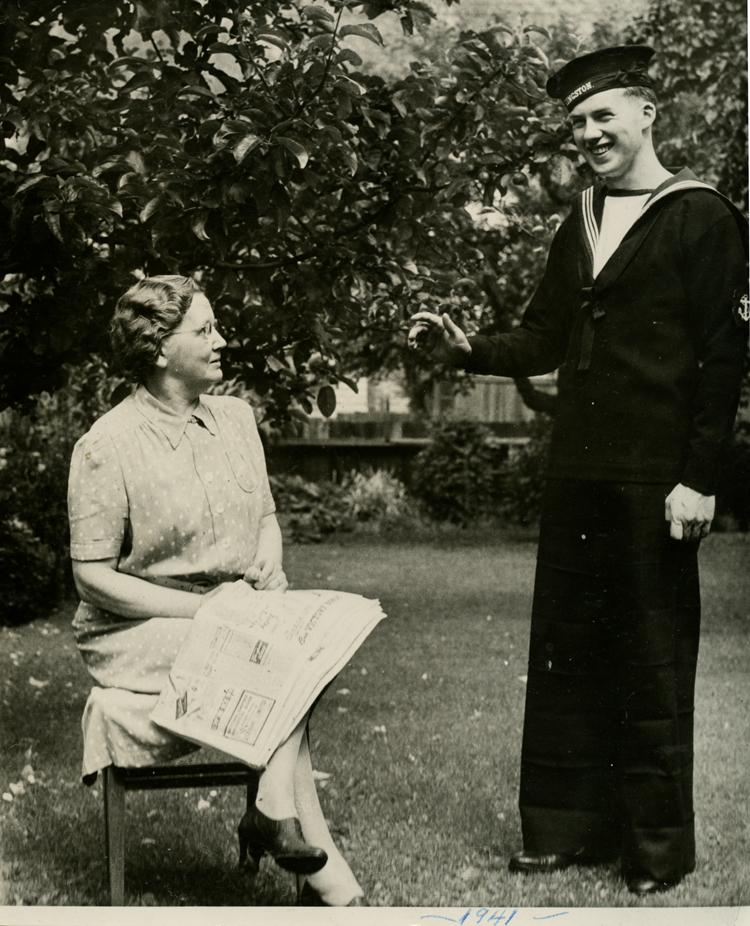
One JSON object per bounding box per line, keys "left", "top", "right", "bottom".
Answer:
{"left": 581, "top": 186, "right": 599, "bottom": 255}
{"left": 640, "top": 179, "right": 716, "bottom": 215}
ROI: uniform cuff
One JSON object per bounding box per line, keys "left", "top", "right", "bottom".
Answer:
{"left": 680, "top": 461, "right": 719, "bottom": 497}
{"left": 464, "top": 336, "right": 497, "bottom": 375}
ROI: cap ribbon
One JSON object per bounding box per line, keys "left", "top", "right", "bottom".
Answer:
{"left": 564, "top": 68, "right": 654, "bottom": 110}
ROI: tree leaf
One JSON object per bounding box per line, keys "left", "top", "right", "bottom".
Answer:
{"left": 277, "top": 136, "right": 309, "bottom": 169}
{"left": 194, "top": 23, "right": 222, "bottom": 41}
{"left": 309, "top": 34, "right": 334, "bottom": 51}
{"left": 338, "top": 375, "right": 359, "bottom": 393}
{"left": 338, "top": 74, "right": 366, "bottom": 96}
{"left": 15, "top": 174, "right": 50, "bottom": 194}
{"left": 206, "top": 41, "right": 242, "bottom": 56}
{"left": 139, "top": 195, "right": 162, "bottom": 223}
{"left": 523, "top": 24, "right": 551, "bottom": 40}
{"left": 266, "top": 354, "right": 288, "bottom": 373}
{"left": 339, "top": 23, "right": 384, "bottom": 46}
{"left": 3, "top": 110, "right": 26, "bottom": 132}
{"left": 317, "top": 384, "right": 337, "bottom": 418}
{"left": 120, "top": 70, "right": 155, "bottom": 93}
{"left": 126, "top": 150, "right": 147, "bottom": 174}
{"left": 337, "top": 48, "right": 363, "bottom": 67}
{"left": 109, "top": 55, "right": 156, "bottom": 71}
{"left": 175, "top": 84, "right": 216, "bottom": 99}
{"left": 257, "top": 33, "right": 289, "bottom": 52}
{"left": 90, "top": 159, "right": 122, "bottom": 178}
{"left": 301, "top": 5, "right": 335, "bottom": 23}
{"left": 226, "top": 181, "right": 252, "bottom": 203}
{"left": 43, "top": 204, "right": 64, "bottom": 242}
{"left": 191, "top": 211, "right": 210, "bottom": 241}
{"left": 342, "top": 149, "right": 358, "bottom": 176}
{"left": 233, "top": 133, "right": 262, "bottom": 164}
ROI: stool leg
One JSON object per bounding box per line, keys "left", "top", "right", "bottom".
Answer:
{"left": 103, "top": 766, "right": 126, "bottom": 905}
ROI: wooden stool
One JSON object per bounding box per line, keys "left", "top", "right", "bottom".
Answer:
{"left": 102, "top": 761, "right": 257, "bottom": 905}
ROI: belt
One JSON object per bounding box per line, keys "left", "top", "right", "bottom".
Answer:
{"left": 149, "top": 575, "right": 241, "bottom": 595}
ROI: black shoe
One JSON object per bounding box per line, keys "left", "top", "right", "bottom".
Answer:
{"left": 238, "top": 807, "right": 328, "bottom": 875}
{"left": 298, "top": 881, "right": 368, "bottom": 906}
{"left": 627, "top": 876, "right": 681, "bottom": 896}
{"left": 508, "top": 848, "right": 616, "bottom": 874}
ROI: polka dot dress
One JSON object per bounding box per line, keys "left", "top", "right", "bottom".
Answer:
{"left": 68, "top": 386, "right": 276, "bottom": 777}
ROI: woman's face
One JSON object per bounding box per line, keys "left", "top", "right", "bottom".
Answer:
{"left": 159, "top": 293, "right": 227, "bottom": 394}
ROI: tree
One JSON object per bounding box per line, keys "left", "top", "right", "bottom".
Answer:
{"left": 0, "top": 0, "right": 578, "bottom": 421}
{"left": 3, "top": 1, "right": 744, "bottom": 425}
{"left": 626, "top": 0, "right": 748, "bottom": 210}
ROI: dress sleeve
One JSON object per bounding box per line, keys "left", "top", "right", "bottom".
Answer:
{"left": 67, "top": 429, "right": 128, "bottom": 561}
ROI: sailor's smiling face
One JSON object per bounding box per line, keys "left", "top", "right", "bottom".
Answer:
{"left": 569, "top": 88, "right": 655, "bottom": 186}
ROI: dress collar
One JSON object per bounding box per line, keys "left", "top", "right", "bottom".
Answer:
{"left": 133, "top": 385, "right": 217, "bottom": 449}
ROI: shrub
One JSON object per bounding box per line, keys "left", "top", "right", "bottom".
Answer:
{"left": 0, "top": 517, "right": 57, "bottom": 626}
{"left": 409, "top": 417, "right": 553, "bottom": 528}
{"left": 340, "top": 468, "right": 416, "bottom": 530}
{"left": 0, "top": 359, "right": 125, "bottom": 615}
{"left": 269, "top": 474, "right": 354, "bottom": 543}
{"left": 411, "top": 421, "right": 506, "bottom": 525}
{"left": 496, "top": 415, "right": 553, "bottom": 527}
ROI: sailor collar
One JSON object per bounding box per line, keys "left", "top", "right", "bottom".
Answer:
{"left": 133, "top": 384, "right": 217, "bottom": 449}
{"left": 577, "top": 168, "right": 726, "bottom": 280}
{"left": 573, "top": 169, "right": 746, "bottom": 372}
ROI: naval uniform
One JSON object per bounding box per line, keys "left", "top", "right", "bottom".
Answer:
{"left": 464, "top": 168, "right": 748, "bottom": 881}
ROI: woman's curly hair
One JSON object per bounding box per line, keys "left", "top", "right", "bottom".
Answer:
{"left": 109, "top": 275, "right": 201, "bottom": 382}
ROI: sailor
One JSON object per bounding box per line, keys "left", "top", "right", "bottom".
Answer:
{"left": 409, "top": 44, "right": 748, "bottom": 894}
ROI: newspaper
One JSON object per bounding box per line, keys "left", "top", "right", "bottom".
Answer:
{"left": 150, "top": 580, "right": 386, "bottom": 769}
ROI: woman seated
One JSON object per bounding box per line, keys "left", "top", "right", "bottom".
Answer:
{"left": 67, "top": 275, "right": 364, "bottom": 907}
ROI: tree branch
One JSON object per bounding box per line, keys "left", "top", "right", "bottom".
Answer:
{"left": 216, "top": 182, "right": 425, "bottom": 270}
{"left": 417, "top": 60, "right": 510, "bottom": 168}
{"left": 149, "top": 36, "right": 167, "bottom": 66}
{"left": 296, "top": 6, "right": 345, "bottom": 116}
{"left": 236, "top": 22, "right": 294, "bottom": 119}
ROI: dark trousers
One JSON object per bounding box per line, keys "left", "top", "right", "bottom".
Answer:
{"left": 519, "top": 479, "right": 700, "bottom": 882}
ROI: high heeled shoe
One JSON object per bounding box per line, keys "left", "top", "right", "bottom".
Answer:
{"left": 298, "top": 881, "right": 368, "bottom": 906}
{"left": 237, "top": 807, "right": 328, "bottom": 875}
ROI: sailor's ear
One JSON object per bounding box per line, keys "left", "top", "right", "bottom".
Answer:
{"left": 641, "top": 100, "right": 656, "bottom": 128}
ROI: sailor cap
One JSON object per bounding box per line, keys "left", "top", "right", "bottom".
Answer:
{"left": 546, "top": 45, "right": 656, "bottom": 111}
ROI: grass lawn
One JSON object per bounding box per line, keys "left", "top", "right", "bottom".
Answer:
{"left": 1, "top": 531, "right": 748, "bottom": 908}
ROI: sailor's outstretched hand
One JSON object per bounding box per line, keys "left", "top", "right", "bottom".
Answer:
{"left": 407, "top": 312, "right": 471, "bottom": 364}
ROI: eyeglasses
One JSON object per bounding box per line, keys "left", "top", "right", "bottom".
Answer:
{"left": 164, "top": 319, "right": 219, "bottom": 340}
